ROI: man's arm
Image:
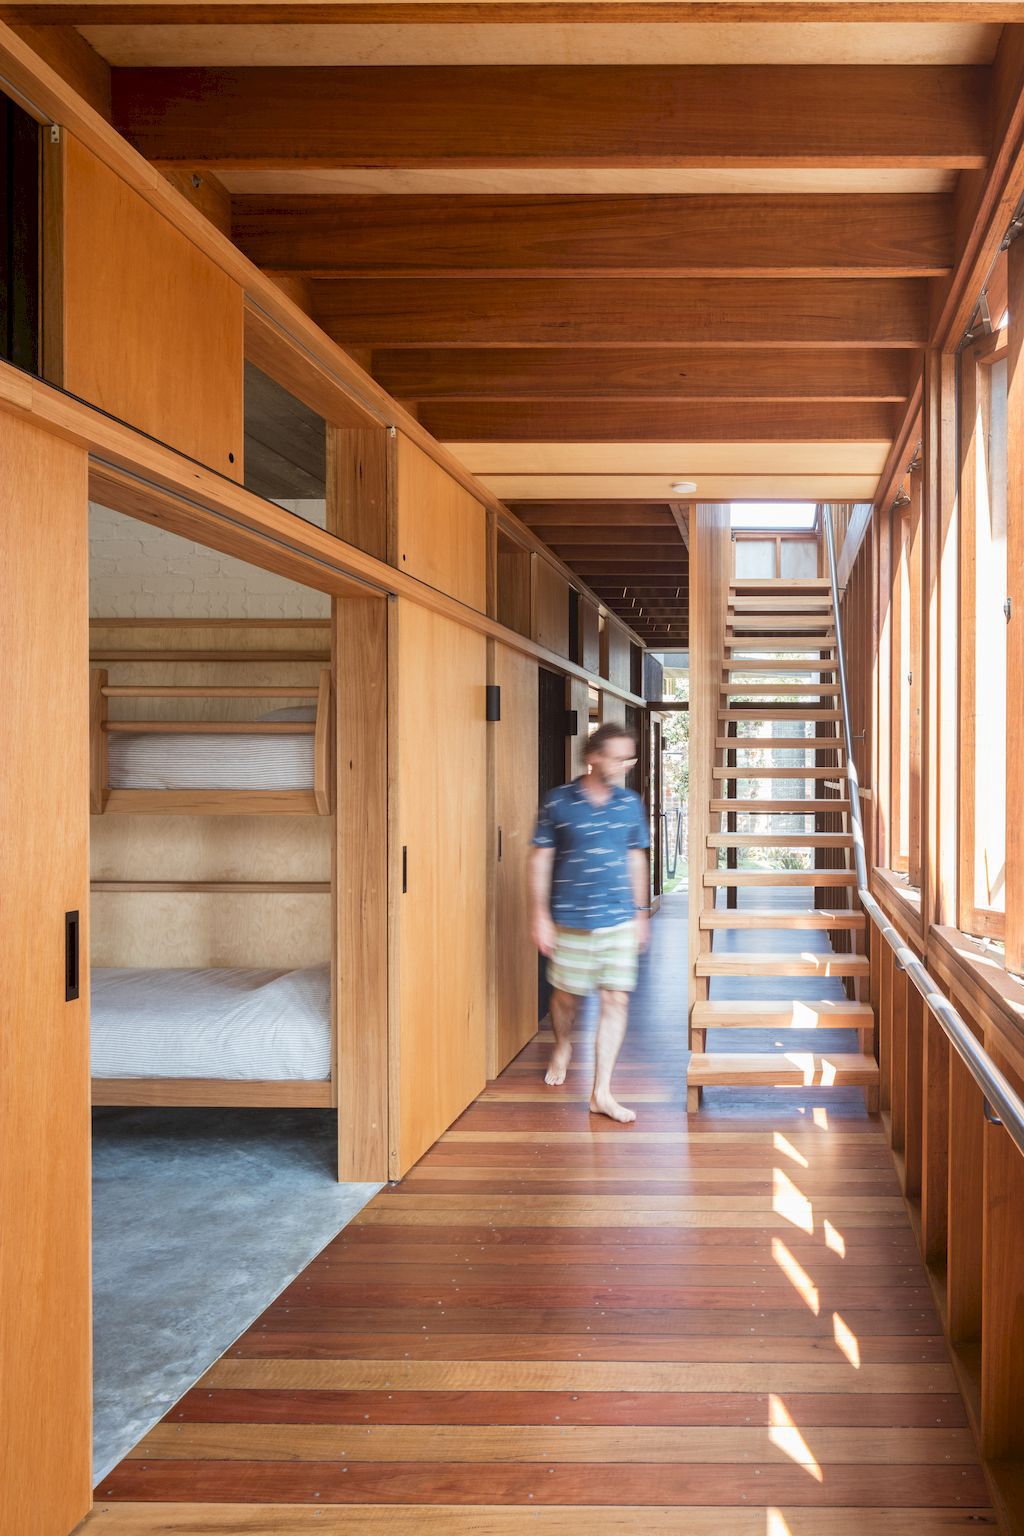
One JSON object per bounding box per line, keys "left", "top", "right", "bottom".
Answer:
{"left": 630, "top": 847, "right": 652, "bottom": 952}
{"left": 528, "top": 845, "right": 558, "bottom": 956}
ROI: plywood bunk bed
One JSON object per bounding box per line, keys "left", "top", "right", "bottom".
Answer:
{"left": 88, "top": 620, "right": 338, "bottom": 1111}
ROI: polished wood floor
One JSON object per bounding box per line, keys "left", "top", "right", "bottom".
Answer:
{"left": 82, "top": 896, "right": 994, "bottom": 1533}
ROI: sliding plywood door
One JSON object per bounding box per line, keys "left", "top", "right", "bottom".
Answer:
{"left": 393, "top": 600, "right": 487, "bottom": 1177}
{"left": 0, "top": 414, "right": 91, "bottom": 1534}
{"left": 491, "top": 644, "right": 539, "bottom": 1078}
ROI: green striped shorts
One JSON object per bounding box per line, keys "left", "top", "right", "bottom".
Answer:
{"left": 548, "top": 920, "right": 640, "bottom": 997}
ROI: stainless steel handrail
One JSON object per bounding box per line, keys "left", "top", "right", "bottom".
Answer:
{"left": 823, "top": 506, "right": 1024, "bottom": 1158}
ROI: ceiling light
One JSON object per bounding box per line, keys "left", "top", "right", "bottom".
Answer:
{"left": 670, "top": 480, "right": 697, "bottom": 494}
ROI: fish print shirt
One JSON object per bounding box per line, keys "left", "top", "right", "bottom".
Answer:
{"left": 532, "top": 778, "right": 651, "bottom": 931}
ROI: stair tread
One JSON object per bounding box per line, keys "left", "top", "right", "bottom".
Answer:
{"left": 721, "top": 711, "right": 843, "bottom": 721}
{"left": 723, "top": 684, "right": 841, "bottom": 695}
{"left": 729, "top": 637, "right": 835, "bottom": 647}
{"left": 715, "top": 737, "right": 845, "bottom": 749}
{"left": 712, "top": 766, "right": 849, "bottom": 777}
{"left": 724, "top": 657, "right": 835, "bottom": 669}
{"left": 693, "top": 999, "right": 873, "bottom": 1020}
{"left": 688, "top": 1052, "right": 879, "bottom": 1087}
{"left": 700, "top": 909, "right": 865, "bottom": 929}
{"left": 708, "top": 833, "right": 851, "bottom": 847}
{"left": 695, "top": 951, "right": 869, "bottom": 975}
{"left": 731, "top": 578, "right": 830, "bottom": 590}
{"left": 711, "top": 799, "right": 851, "bottom": 812}
{"left": 706, "top": 878, "right": 859, "bottom": 890}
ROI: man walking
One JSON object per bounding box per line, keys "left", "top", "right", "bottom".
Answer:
{"left": 529, "top": 722, "right": 652, "bottom": 1123}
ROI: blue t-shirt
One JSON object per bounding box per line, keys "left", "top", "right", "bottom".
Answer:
{"left": 532, "top": 778, "right": 651, "bottom": 932}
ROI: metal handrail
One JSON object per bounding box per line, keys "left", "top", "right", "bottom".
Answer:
{"left": 823, "top": 506, "right": 1024, "bottom": 1159}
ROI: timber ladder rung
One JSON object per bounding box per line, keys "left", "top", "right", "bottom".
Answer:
{"left": 688, "top": 577, "right": 878, "bottom": 1113}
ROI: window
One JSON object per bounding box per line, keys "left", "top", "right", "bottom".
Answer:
{"left": 959, "top": 334, "right": 1008, "bottom": 938}
{"left": 243, "top": 362, "right": 327, "bottom": 524}
{"left": 1, "top": 92, "right": 42, "bottom": 375}
{"left": 887, "top": 475, "right": 922, "bottom": 885}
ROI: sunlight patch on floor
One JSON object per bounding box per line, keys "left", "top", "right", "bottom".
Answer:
{"left": 772, "top": 1166, "right": 814, "bottom": 1233}
{"left": 824, "top": 1219, "right": 846, "bottom": 1256}
{"left": 833, "top": 1311, "right": 861, "bottom": 1368}
{"left": 768, "top": 1395, "right": 824, "bottom": 1482}
{"left": 771, "top": 1237, "right": 819, "bottom": 1314}
{"left": 772, "top": 1132, "right": 809, "bottom": 1168}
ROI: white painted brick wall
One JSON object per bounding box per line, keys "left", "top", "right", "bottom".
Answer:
{"left": 89, "top": 502, "right": 330, "bottom": 619}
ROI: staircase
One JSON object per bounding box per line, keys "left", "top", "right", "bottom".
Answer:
{"left": 687, "top": 575, "right": 880, "bottom": 1113}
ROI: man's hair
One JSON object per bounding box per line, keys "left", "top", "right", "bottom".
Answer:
{"left": 584, "top": 722, "right": 638, "bottom": 759}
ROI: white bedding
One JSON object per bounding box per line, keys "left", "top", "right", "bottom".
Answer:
{"left": 90, "top": 964, "right": 331, "bottom": 1080}
{"left": 107, "top": 731, "right": 315, "bottom": 792}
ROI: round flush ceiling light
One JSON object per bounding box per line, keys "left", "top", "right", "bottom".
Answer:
{"left": 670, "top": 480, "right": 697, "bottom": 494}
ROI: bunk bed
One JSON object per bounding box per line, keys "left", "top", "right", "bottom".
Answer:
{"left": 90, "top": 962, "right": 333, "bottom": 1107}
{"left": 88, "top": 621, "right": 337, "bottom": 1109}
{"left": 90, "top": 668, "right": 332, "bottom": 816}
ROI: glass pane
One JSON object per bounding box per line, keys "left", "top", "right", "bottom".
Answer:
{"left": 1, "top": 92, "right": 42, "bottom": 376}
{"left": 779, "top": 539, "right": 818, "bottom": 578}
{"left": 973, "top": 358, "right": 1007, "bottom": 914}
{"left": 734, "top": 539, "right": 775, "bottom": 577}
{"left": 243, "top": 362, "right": 327, "bottom": 528}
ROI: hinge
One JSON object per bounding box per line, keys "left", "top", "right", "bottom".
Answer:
{"left": 49, "top": 124, "right": 61, "bottom": 145}
{"left": 1005, "top": 597, "right": 1013, "bottom": 622}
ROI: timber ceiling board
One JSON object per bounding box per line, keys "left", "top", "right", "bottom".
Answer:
{"left": 41, "top": 7, "right": 1012, "bottom": 642}
{"left": 66, "top": 14, "right": 1003, "bottom": 70}
{"left": 512, "top": 498, "right": 688, "bottom": 646}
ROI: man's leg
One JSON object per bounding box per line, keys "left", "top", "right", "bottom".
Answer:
{"left": 590, "top": 989, "right": 635, "bottom": 1123}
{"left": 545, "top": 988, "right": 577, "bottom": 1085}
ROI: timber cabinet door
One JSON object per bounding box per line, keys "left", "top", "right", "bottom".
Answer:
{"left": 393, "top": 600, "right": 488, "bottom": 1178}
{"left": 0, "top": 415, "right": 92, "bottom": 1534}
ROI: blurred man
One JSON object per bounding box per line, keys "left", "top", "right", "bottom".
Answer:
{"left": 529, "top": 723, "right": 651, "bottom": 1123}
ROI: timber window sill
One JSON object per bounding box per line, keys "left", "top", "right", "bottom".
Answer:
{"left": 872, "top": 866, "right": 924, "bottom": 941}
{"left": 929, "top": 924, "right": 1024, "bottom": 1059}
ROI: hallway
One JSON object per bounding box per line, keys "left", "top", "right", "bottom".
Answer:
{"left": 84, "top": 895, "right": 993, "bottom": 1532}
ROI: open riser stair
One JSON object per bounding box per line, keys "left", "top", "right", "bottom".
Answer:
{"left": 688, "top": 575, "right": 879, "bottom": 1113}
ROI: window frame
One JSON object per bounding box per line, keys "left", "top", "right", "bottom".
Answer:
{"left": 887, "top": 472, "right": 923, "bottom": 886}
{"left": 957, "top": 330, "right": 1009, "bottom": 942}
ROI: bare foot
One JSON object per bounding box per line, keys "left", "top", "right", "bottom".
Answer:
{"left": 589, "top": 1093, "right": 636, "bottom": 1124}
{"left": 544, "top": 1042, "right": 573, "bottom": 1086}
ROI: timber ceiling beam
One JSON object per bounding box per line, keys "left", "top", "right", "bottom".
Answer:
{"left": 230, "top": 194, "right": 954, "bottom": 278}
{"left": 2, "top": 4, "right": 1016, "bottom": 18}
{"left": 107, "top": 65, "right": 989, "bottom": 170}
{"left": 513, "top": 504, "right": 682, "bottom": 525}
{"left": 369, "top": 348, "right": 917, "bottom": 403}
{"left": 417, "top": 400, "right": 901, "bottom": 441}
{"left": 311, "top": 277, "right": 929, "bottom": 348}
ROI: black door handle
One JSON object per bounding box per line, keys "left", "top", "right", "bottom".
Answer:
{"left": 65, "top": 910, "right": 80, "bottom": 1001}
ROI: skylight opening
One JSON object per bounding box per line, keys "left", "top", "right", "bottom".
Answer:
{"left": 730, "top": 502, "right": 818, "bottom": 530}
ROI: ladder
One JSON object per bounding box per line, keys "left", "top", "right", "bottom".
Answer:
{"left": 687, "top": 575, "right": 879, "bottom": 1112}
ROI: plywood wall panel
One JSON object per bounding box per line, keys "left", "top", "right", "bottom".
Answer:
{"left": 581, "top": 596, "right": 601, "bottom": 674}
{"left": 532, "top": 556, "right": 570, "bottom": 657}
{"left": 91, "top": 890, "right": 330, "bottom": 968}
{"left": 396, "top": 431, "right": 487, "bottom": 611}
{"left": 394, "top": 600, "right": 487, "bottom": 1175}
{"left": 491, "top": 643, "right": 539, "bottom": 1077}
{"left": 602, "top": 614, "right": 633, "bottom": 690}
{"left": 0, "top": 414, "right": 92, "bottom": 1536}
{"left": 90, "top": 815, "right": 331, "bottom": 882}
{"left": 63, "top": 134, "right": 243, "bottom": 477}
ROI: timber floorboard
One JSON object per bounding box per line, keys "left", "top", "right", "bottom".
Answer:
{"left": 82, "top": 895, "right": 994, "bottom": 1533}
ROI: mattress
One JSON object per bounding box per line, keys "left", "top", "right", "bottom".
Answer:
{"left": 107, "top": 731, "right": 315, "bottom": 792}
{"left": 90, "top": 964, "right": 331, "bottom": 1080}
